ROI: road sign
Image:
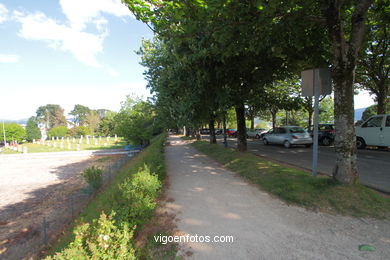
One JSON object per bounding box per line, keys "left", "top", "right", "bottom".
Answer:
{"left": 301, "top": 68, "right": 332, "bottom": 96}
{"left": 301, "top": 68, "right": 332, "bottom": 176}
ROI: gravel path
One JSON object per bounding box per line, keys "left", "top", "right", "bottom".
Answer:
{"left": 0, "top": 153, "right": 123, "bottom": 259}
{"left": 165, "top": 136, "right": 390, "bottom": 260}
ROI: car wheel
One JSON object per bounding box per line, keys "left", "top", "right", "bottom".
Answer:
{"left": 322, "top": 137, "right": 331, "bottom": 146}
{"left": 305, "top": 144, "right": 312, "bottom": 148}
{"left": 263, "top": 138, "right": 269, "bottom": 145}
{"left": 283, "top": 141, "right": 291, "bottom": 148}
{"left": 356, "top": 137, "right": 366, "bottom": 149}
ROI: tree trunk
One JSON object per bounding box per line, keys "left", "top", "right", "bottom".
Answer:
{"left": 308, "top": 110, "right": 313, "bottom": 130}
{"left": 222, "top": 112, "right": 228, "bottom": 147}
{"left": 209, "top": 118, "right": 216, "bottom": 144}
{"left": 190, "top": 128, "right": 196, "bottom": 138}
{"left": 332, "top": 73, "right": 358, "bottom": 184}
{"left": 323, "top": 0, "right": 371, "bottom": 184}
{"left": 250, "top": 116, "right": 255, "bottom": 130}
{"left": 270, "top": 110, "right": 277, "bottom": 129}
{"left": 235, "top": 103, "right": 247, "bottom": 151}
{"left": 196, "top": 128, "right": 201, "bottom": 140}
{"left": 377, "top": 84, "right": 388, "bottom": 114}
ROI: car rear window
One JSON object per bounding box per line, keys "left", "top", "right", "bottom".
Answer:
{"left": 289, "top": 127, "right": 305, "bottom": 133}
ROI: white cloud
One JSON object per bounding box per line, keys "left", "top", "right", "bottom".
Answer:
{"left": 14, "top": 12, "right": 104, "bottom": 67}
{"left": 108, "top": 68, "right": 118, "bottom": 77}
{"left": 0, "top": 54, "right": 20, "bottom": 63}
{"left": 12, "top": 0, "right": 131, "bottom": 67}
{"left": 0, "top": 3, "right": 8, "bottom": 23}
{"left": 59, "top": 0, "right": 130, "bottom": 31}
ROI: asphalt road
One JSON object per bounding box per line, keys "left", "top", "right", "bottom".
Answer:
{"left": 213, "top": 136, "right": 390, "bottom": 193}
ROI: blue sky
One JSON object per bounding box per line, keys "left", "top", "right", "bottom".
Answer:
{"left": 0, "top": 0, "right": 375, "bottom": 120}
{"left": 0, "top": 0, "right": 153, "bottom": 120}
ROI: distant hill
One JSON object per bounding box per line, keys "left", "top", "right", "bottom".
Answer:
{"left": 0, "top": 118, "right": 28, "bottom": 124}
{"left": 354, "top": 108, "right": 366, "bottom": 121}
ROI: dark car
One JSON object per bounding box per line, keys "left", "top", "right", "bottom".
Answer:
{"left": 309, "top": 124, "right": 335, "bottom": 146}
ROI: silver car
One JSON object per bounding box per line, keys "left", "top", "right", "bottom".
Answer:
{"left": 246, "top": 128, "right": 268, "bottom": 139}
{"left": 263, "top": 126, "right": 312, "bottom": 148}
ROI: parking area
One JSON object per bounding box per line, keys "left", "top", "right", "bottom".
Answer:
{"left": 213, "top": 136, "right": 390, "bottom": 193}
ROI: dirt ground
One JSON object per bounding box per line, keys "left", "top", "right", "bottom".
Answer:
{"left": 165, "top": 136, "right": 390, "bottom": 260}
{"left": 0, "top": 153, "right": 124, "bottom": 260}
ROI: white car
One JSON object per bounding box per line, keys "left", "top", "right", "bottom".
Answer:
{"left": 246, "top": 128, "right": 267, "bottom": 139}
{"left": 263, "top": 126, "right": 312, "bottom": 148}
{"left": 355, "top": 114, "right": 390, "bottom": 149}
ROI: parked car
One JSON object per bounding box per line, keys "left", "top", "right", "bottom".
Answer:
{"left": 263, "top": 126, "right": 312, "bottom": 148}
{"left": 355, "top": 114, "right": 390, "bottom": 149}
{"left": 215, "top": 128, "right": 223, "bottom": 135}
{"left": 200, "top": 128, "right": 210, "bottom": 135}
{"left": 246, "top": 128, "right": 267, "bottom": 139}
{"left": 226, "top": 129, "right": 237, "bottom": 137}
{"left": 308, "top": 124, "right": 335, "bottom": 146}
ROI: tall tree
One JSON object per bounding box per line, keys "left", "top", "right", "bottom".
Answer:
{"left": 25, "top": 117, "right": 41, "bottom": 141}
{"left": 86, "top": 110, "right": 101, "bottom": 134}
{"left": 69, "top": 104, "right": 91, "bottom": 126}
{"left": 321, "top": 0, "right": 372, "bottom": 184}
{"left": 36, "top": 104, "right": 67, "bottom": 129}
{"left": 356, "top": 0, "right": 389, "bottom": 114}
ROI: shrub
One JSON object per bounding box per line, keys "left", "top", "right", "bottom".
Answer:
{"left": 82, "top": 166, "right": 103, "bottom": 190}
{"left": 47, "top": 212, "right": 136, "bottom": 259}
{"left": 117, "top": 165, "right": 161, "bottom": 226}
{"left": 47, "top": 126, "right": 68, "bottom": 138}
{"left": 68, "top": 125, "right": 91, "bottom": 137}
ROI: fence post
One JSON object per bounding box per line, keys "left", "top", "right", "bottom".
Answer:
{"left": 42, "top": 217, "right": 47, "bottom": 245}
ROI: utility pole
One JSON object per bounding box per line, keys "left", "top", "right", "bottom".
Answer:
{"left": 2, "top": 120, "right": 6, "bottom": 147}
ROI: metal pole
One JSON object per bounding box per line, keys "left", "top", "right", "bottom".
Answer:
{"left": 312, "top": 69, "right": 319, "bottom": 176}
{"left": 2, "top": 121, "right": 6, "bottom": 146}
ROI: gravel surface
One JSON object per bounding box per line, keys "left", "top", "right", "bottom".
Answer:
{"left": 165, "top": 136, "right": 390, "bottom": 260}
{"left": 0, "top": 153, "right": 122, "bottom": 259}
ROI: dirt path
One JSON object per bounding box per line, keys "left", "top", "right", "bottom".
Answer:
{"left": 0, "top": 154, "right": 124, "bottom": 259}
{"left": 165, "top": 136, "right": 390, "bottom": 259}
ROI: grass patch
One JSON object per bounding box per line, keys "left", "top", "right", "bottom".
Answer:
{"left": 1, "top": 138, "right": 126, "bottom": 154}
{"left": 192, "top": 141, "right": 390, "bottom": 219}
{"left": 45, "top": 133, "right": 176, "bottom": 259}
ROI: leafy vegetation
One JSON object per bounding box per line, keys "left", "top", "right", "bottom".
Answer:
{"left": 82, "top": 166, "right": 103, "bottom": 190}
{"left": 192, "top": 140, "right": 390, "bottom": 219}
{"left": 0, "top": 122, "right": 26, "bottom": 143}
{"left": 25, "top": 116, "right": 41, "bottom": 141}
{"left": 47, "top": 126, "right": 69, "bottom": 138}
{"left": 123, "top": 0, "right": 384, "bottom": 184}
{"left": 46, "top": 134, "right": 169, "bottom": 259}
{"left": 114, "top": 95, "right": 162, "bottom": 146}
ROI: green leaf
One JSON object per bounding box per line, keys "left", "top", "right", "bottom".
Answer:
{"left": 358, "top": 244, "right": 376, "bottom": 251}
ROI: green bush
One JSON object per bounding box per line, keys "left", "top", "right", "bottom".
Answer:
{"left": 117, "top": 165, "right": 161, "bottom": 226}
{"left": 47, "top": 212, "right": 136, "bottom": 260}
{"left": 46, "top": 134, "right": 167, "bottom": 258}
{"left": 0, "top": 122, "right": 26, "bottom": 143}
{"left": 82, "top": 166, "right": 103, "bottom": 190}
{"left": 68, "top": 125, "right": 91, "bottom": 137}
{"left": 47, "top": 126, "right": 68, "bottom": 138}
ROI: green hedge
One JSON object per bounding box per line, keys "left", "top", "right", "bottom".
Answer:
{"left": 46, "top": 133, "right": 167, "bottom": 259}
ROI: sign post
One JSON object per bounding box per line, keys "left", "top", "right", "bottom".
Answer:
{"left": 301, "top": 68, "right": 332, "bottom": 176}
